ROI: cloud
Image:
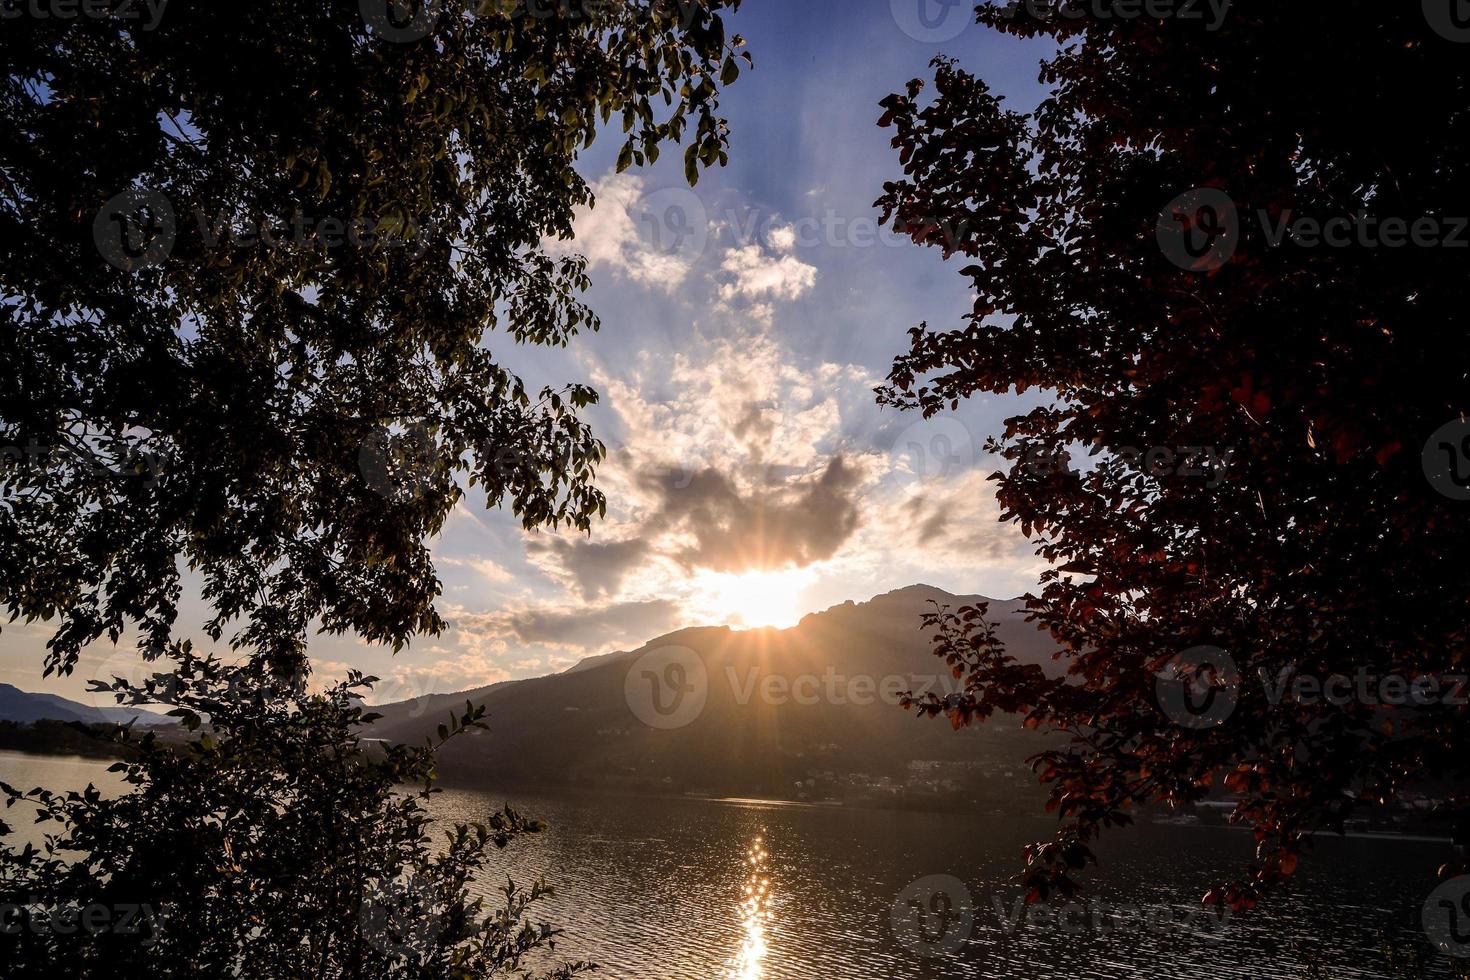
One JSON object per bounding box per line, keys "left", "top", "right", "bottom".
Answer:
{"left": 766, "top": 224, "right": 798, "bottom": 252}
{"left": 841, "top": 468, "right": 1044, "bottom": 586}
{"left": 638, "top": 455, "right": 867, "bottom": 574}
{"left": 527, "top": 537, "right": 649, "bottom": 600}
{"left": 451, "top": 599, "right": 682, "bottom": 653}
{"left": 718, "top": 244, "right": 817, "bottom": 303}
{"left": 555, "top": 172, "right": 695, "bottom": 292}
{"left": 437, "top": 555, "right": 516, "bottom": 584}
{"left": 376, "top": 655, "right": 514, "bottom": 702}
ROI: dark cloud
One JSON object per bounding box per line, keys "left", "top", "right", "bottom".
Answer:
{"left": 455, "top": 599, "right": 682, "bottom": 651}
{"left": 640, "top": 455, "right": 864, "bottom": 573}
{"left": 909, "top": 495, "right": 951, "bottom": 546}
{"left": 730, "top": 399, "right": 777, "bottom": 462}
{"left": 904, "top": 489, "right": 1015, "bottom": 561}
{"left": 528, "top": 537, "right": 649, "bottom": 600}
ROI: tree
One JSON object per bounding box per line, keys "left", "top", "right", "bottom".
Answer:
{"left": 0, "top": 1, "right": 748, "bottom": 975}
{"left": 3, "top": 651, "right": 590, "bottom": 978}
{"left": 877, "top": 1, "right": 1470, "bottom": 912}
{"left": 0, "top": 0, "right": 748, "bottom": 677}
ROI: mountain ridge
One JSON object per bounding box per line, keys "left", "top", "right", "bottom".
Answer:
{"left": 0, "top": 683, "right": 170, "bottom": 727}
{"left": 366, "top": 585, "right": 1054, "bottom": 804}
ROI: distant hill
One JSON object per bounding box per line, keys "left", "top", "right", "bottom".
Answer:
{"left": 368, "top": 586, "right": 1060, "bottom": 805}
{"left": 0, "top": 683, "right": 170, "bottom": 727}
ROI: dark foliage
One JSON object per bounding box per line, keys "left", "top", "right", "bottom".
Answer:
{"left": 0, "top": 720, "right": 137, "bottom": 760}
{"left": 878, "top": 1, "right": 1470, "bottom": 909}
{"left": 0, "top": 2, "right": 749, "bottom": 975}
{"left": 2, "top": 651, "right": 588, "bottom": 977}
{"left": 0, "top": 0, "right": 748, "bottom": 677}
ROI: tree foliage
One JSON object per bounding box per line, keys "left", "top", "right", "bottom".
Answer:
{"left": 2, "top": 651, "right": 590, "bottom": 978}
{"left": 0, "top": 0, "right": 747, "bottom": 677}
{"left": 1, "top": 2, "right": 749, "bottom": 975}
{"left": 878, "top": 1, "right": 1470, "bottom": 909}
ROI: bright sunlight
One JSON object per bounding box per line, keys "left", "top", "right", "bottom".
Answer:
{"left": 695, "top": 568, "right": 817, "bottom": 630}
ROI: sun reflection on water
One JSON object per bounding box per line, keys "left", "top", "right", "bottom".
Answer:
{"left": 728, "top": 831, "right": 774, "bottom": 979}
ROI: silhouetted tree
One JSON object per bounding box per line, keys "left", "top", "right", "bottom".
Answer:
{"left": 0, "top": 1, "right": 748, "bottom": 975}
{"left": 4, "top": 650, "right": 587, "bottom": 977}
{"left": 879, "top": 1, "right": 1470, "bottom": 911}
{"left": 1, "top": 0, "right": 746, "bottom": 677}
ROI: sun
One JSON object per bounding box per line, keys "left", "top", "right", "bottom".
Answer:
{"left": 697, "top": 568, "right": 816, "bottom": 630}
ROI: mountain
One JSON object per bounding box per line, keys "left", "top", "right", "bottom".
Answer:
{"left": 0, "top": 683, "right": 170, "bottom": 727}
{"left": 367, "top": 586, "right": 1060, "bottom": 806}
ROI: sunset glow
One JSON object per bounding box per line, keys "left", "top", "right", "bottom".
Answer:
{"left": 696, "top": 568, "right": 817, "bottom": 630}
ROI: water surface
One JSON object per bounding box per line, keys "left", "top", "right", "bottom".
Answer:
{"left": 0, "top": 752, "right": 1452, "bottom": 978}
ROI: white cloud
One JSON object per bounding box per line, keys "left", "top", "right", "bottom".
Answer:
{"left": 717, "top": 244, "right": 817, "bottom": 303}
{"left": 767, "top": 224, "right": 798, "bottom": 252}
{"left": 437, "top": 555, "right": 516, "bottom": 584}
{"left": 554, "top": 172, "right": 697, "bottom": 292}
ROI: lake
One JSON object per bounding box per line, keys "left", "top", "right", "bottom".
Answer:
{"left": 0, "top": 751, "right": 1456, "bottom": 978}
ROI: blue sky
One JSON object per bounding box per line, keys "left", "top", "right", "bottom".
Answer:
{"left": 4, "top": 1, "right": 1059, "bottom": 704}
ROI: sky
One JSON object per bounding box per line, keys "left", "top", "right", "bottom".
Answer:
{"left": 2, "top": 0, "right": 1059, "bottom": 705}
